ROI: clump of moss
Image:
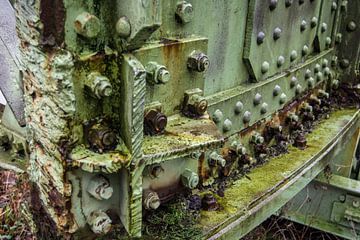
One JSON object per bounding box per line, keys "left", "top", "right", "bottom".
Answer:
{"left": 142, "top": 197, "right": 202, "bottom": 240}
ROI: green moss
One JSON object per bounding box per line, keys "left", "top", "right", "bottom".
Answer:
{"left": 200, "top": 108, "right": 358, "bottom": 231}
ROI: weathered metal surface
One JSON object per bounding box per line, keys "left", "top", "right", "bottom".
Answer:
{"left": 0, "top": 0, "right": 359, "bottom": 239}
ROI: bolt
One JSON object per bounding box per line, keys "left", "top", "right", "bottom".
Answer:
{"left": 181, "top": 169, "right": 199, "bottom": 189}
{"left": 308, "top": 77, "right": 315, "bottom": 88}
{"left": 212, "top": 109, "right": 223, "bottom": 123}
{"left": 305, "top": 69, "right": 312, "bottom": 79}
{"left": 316, "top": 72, "right": 323, "bottom": 82}
{"left": 295, "top": 84, "right": 302, "bottom": 94}
{"left": 331, "top": 2, "right": 337, "bottom": 11}
{"left": 230, "top": 141, "right": 247, "bottom": 156}
{"left": 321, "top": 23, "right": 328, "bottom": 33}
{"left": 87, "top": 210, "right": 112, "bottom": 234}
{"left": 250, "top": 132, "right": 264, "bottom": 145}
{"left": 209, "top": 151, "right": 226, "bottom": 167}
{"left": 314, "top": 64, "right": 321, "bottom": 73}
{"left": 175, "top": 1, "right": 194, "bottom": 24}
{"left": 277, "top": 56, "right": 285, "bottom": 67}
{"left": 290, "top": 76, "right": 298, "bottom": 88}
{"left": 87, "top": 72, "right": 113, "bottom": 99}
{"left": 269, "top": 0, "right": 278, "bottom": 10}
{"left": 187, "top": 51, "right": 210, "bottom": 72}
{"left": 223, "top": 119, "right": 233, "bottom": 132}
{"left": 290, "top": 50, "right": 298, "bottom": 62}
{"left": 347, "top": 21, "right": 357, "bottom": 32}
{"left": 143, "top": 190, "right": 161, "bottom": 210}
{"left": 87, "top": 175, "right": 113, "bottom": 200}
{"left": 302, "top": 45, "right": 309, "bottom": 56}
{"left": 146, "top": 62, "right": 170, "bottom": 84}
{"left": 340, "top": 59, "right": 350, "bottom": 69}
{"left": 311, "top": 17, "right": 318, "bottom": 28}
{"left": 254, "top": 93, "right": 262, "bottom": 105}
{"left": 273, "top": 85, "right": 282, "bottom": 96}
{"left": 300, "top": 20, "right": 307, "bottom": 31}
{"left": 273, "top": 27, "right": 282, "bottom": 40}
{"left": 74, "top": 12, "right": 101, "bottom": 38}
{"left": 144, "top": 110, "right": 167, "bottom": 135}
{"left": 261, "top": 61, "right": 270, "bottom": 73}
{"left": 87, "top": 124, "right": 118, "bottom": 152}
{"left": 116, "top": 16, "right": 131, "bottom": 38}
{"left": 257, "top": 31, "right": 266, "bottom": 45}
{"left": 279, "top": 93, "right": 287, "bottom": 104}
{"left": 187, "top": 94, "right": 208, "bottom": 116}
{"left": 202, "top": 194, "right": 219, "bottom": 211}
{"left": 243, "top": 111, "right": 252, "bottom": 123}
{"left": 261, "top": 102, "right": 268, "bottom": 114}
{"left": 285, "top": 0, "right": 293, "bottom": 7}
{"left": 235, "top": 101, "right": 244, "bottom": 114}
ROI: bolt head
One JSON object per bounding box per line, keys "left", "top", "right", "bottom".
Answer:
{"left": 176, "top": 1, "right": 194, "bottom": 24}
{"left": 325, "top": 37, "right": 332, "bottom": 47}
{"left": 273, "top": 27, "right": 282, "bottom": 40}
{"left": 332, "top": 79, "right": 340, "bottom": 89}
{"left": 234, "top": 101, "right": 244, "bottom": 114}
{"left": 223, "top": 119, "right": 233, "bottom": 132}
{"left": 144, "top": 110, "right": 167, "bottom": 135}
{"left": 290, "top": 50, "right": 298, "bottom": 61}
{"left": 188, "top": 51, "right": 210, "bottom": 72}
{"left": 323, "top": 67, "right": 331, "bottom": 76}
{"left": 340, "top": 59, "right": 350, "bottom": 69}
{"left": 257, "top": 31, "right": 266, "bottom": 45}
{"left": 335, "top": 33, "right": 342, "bottom": 44}
{"left": 254, "top": 93, "right": 262, "bottom": 105}
{"left": 277, "top": 56, "right": 285, "bottom": 67}
{"left": 305, "top": 69, "right": 312, "bottom": 79}
{"left": 74, "top": 12, "right": 101, "bottom": 38}
{"left": 279, "top": 93, "right": 287, "bottom": 104}
{"left": 290, "top": 77, "right": 298, "bottom": 88}
{"left": 273, "top": 85, "right": 282, "bottom": 96}
{"left": 116, "top": 17, "right": 131, "bottom": 38}
{"left": 261, "top": 102, "right": 268, "bottom": 114}
{"left": 243, "top": 111, "right": 252, "bottom": 123}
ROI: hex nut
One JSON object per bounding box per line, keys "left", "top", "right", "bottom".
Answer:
{"left": 87, "top": 124, "right": 118, "bottom": 152}
{"left": 87, "top": 175, "right": 113, "bottom": 200}
{"left": 181, "top": 169, "right": 199, "bottom": 189}
{"left": 175, "top": 1, "right": 194, "bottom": 24}
{"left": 143, "top": 191, "right": 161, "bottom": 210}
{"left": 144, "top": 110, "right": 168, "bottom": 135}
{"left": 87, "top": 210, "right": 112, "bottom": 234}
{"left": 116, "top": 16, "right": 131, "bottom": 38}
{"left": 187, "top": 51, "right": 210, "bottom": 72}
{"left": 87, "top": 72, "right": 113, "bottom": 99}
{"left": 74, "top": 12, "right": 101, "bottom": 38}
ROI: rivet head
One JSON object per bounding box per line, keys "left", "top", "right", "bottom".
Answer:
{"left": 269, "top": 0, "right": 278, "bottom": 10}
{"left": 116, "top": 17, "right": 131, "bottom": 38}
{"left": 273, "top": 85, "right": 282, "bottom": 96}
{"left": 325, "top": 37, "right": 332, "bottom": 47}
{"left": 295, "top": 84, "right": 302, "bottom": 94}
{"left": 314, "top": 64, "right": 321, "bottom": 73}
{"left": 321, "top": 23, "right": 328, "bottom": 33}
{"left": 311, "top": 17, "right": 318, "bottom": 28}
{"left": 285, "top": 0, "right": 293, "bottom": 7}
{"left": 323, "top": 67, "right": 331, "bottom": 76}
{"left": 335, "top": 33, "right": 342, "bottom": 43}
{"left": 279, "top": 93, "right": 287, "bottom": 104}
{"left": 260, "top": 103, "right": 268, "bottom": 114}
{"left": 290, "top": 50, "right": 298, "bottom": 61}
{"left": 273, "top": 27, "right": 282, "bottom": 40}
{"left": 305, "top": 69, "right": 312, "bottom": 79}
{"left": 261, "top": 61, "right": 270, "bottom": 73}
{"left": 340, "top": 59, "right": 350, "bottom": 69}
{"left": 175, "top": 1, "right": 194, "bottom": 24}
{"left": 322, "top": 59, "right": 329, "bottom": 68}
{"left": 254, "top": 93, "right": 262, "bottom": 105}
{"left": 347, "top": 21, "right": 357, "bottom": 32}
{"left": 290, "top": 76, "right": 298, "bottom": 88}
{"left": 300, "top": 20, "right": 307, "bottom": 31}
{"left": 277, "top": 56, "right": 285, "bottom": 67}
{"left": 257, "top": 31, "right": 266, "bottom": 45}
{"left": 331, "top": 2, "right": 337, "bottom": 11}
{"left": 234, "top": 101, "right": 244, "bottom": 114}
{"left": 302, "top": 45, "right": 309, "bottom": 56}
{"left": 316, "top": 72, "right": 323, "bottom": 82}
{"left": 74, "top": 12, "right": 101, "bottom": 38}
{"left": 308, "top": 77, "right": 315, "bottom": 88}
{"left": 212, "top": 109, "right": 223, "bottom": 123}
{"left": 223, "top": 119, "right": 233, "bottom": 132}
{"left": 243, "top": 111, "right": 252, "bottom": 123}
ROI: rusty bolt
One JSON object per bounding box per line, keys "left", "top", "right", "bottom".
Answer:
{"left": 74, "top": 12, "right": 101, "bottom": 38}
{"left": 144, "top": 109, "right": 167, "bottom": 135}
{"left": 175, "top": 1, "right": 194, "bottom": 24}
{"left": 187, "top": 94, "right": 208, "bottom": 116}
{"left": 347, "top": 21, "right": 357, "bottom": 32}
{"left": 202, "top": 193, "right": 219, "bottom": 211}
{"left": 116, "top": 16, "right": 131, "bottom": 38}
{"left": 181, "top": 169, "right": 199, "bottom": 189}
{"left": 87, "top": 72, "right": 113, "bottom": 99}
{"left": 293, "top": 134, "right": 307, "bottom": 150}
{"left": 87, "top": 175, "right": 113, "bottom": 200}
{"left": 88, "top": 124, "right": 118, "bottom": 152}
{"left": 187, "top": 51, "right": 210, "bottom": 72}
{"left": 146, "top": 62, "right": 170, "bottom": 85}
{"left": 209, "top": 151, "right": 226, "bottom": 167}
{"left": 143, "top": 190, "right": 161, "bottom": 210}
{"left": 250, "top": 132, "right": 264, "bottom": 145}
{"left": 87, "top": 210, "right": 112, "bottom": 234}
{"left": 290, "top": 50, "right": 298, "bottom": 62}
